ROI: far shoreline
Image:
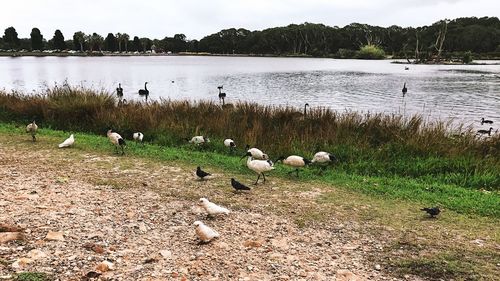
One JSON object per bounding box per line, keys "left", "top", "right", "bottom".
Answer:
{"left": 1, "top": 51, "right": 499, "bottom": 64}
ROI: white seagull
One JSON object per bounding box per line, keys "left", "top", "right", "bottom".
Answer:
{"left": 58, "top": 134, "right": 75, "bottom": 148}
{"left": 198, "top": 198, "right": 230, "bottom": 216}
{"left": 193, "top": 221, "right": 220, "bottom": 243}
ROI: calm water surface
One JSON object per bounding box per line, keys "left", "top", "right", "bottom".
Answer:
{"left": 1, "top": 56, "right": 499, "bottom": 129}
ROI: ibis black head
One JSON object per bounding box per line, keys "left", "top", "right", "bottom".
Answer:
{"left": 240, "top": 151, "right": 252, "bottom": 160}
{"left": 303, "top": 158, "right": 312, "bottom": 165}
{"left": 328, "top": 154, "right": 338, "bottom": 162}
{"left": 245, "top": 144, "right": 250, "bottom": 150}
{"left": 275, "top": 156, "right": 285, "bottom": 162}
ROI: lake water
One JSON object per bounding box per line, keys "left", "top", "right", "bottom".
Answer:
{"left": 1, "top": 56, "right": 499, "bottom": 129}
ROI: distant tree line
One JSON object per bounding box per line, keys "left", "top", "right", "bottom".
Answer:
{"left": 1, "top": 16, "right": 498, "bottom": 60}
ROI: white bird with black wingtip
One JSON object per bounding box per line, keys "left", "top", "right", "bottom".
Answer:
{"left": 275, "top": 155, "right": 311, "bottom": 177}
{"left": 242, "top": 154, "right": 275, "bottom": 184}
{"left": 133, "top": 132, "right": 144, "bottom": 144}
{"left": 224, "top": 138, "right": 236, "bottom": 152}
{"left": 312, "top": 151, "right": 337, "bottom": 174}
{"left": 26, "top": 120, "right": 38, "bottom": 142}
{"left": 243, "top": 144, "right": 269, "bottom": 160}
{"left": 107, "top": 129, "right": 126, "bottom": 155}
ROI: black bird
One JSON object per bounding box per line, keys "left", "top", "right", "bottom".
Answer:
{"left": 116, "top": 83, "right": 123, "bottom": 98}
{"left": 481, "top": 118, "right": 493, "bottom": 125}
{"left": 231, "top": 178, "right": 251, "bottom": 191}
{"left": 303, "top": 103, "right": 309, "bottom": 117}
{"left": 477, "top": 127, "right": 493, "bottom": 136}
{"left": 219, "top": 92, "right": 227, "bottom": 105}
{"left": 402, "top": 82, "right": 407, "bottom": 97}
{"left": 196, "top": 166, "right": 211, "bottom": 180}
{"left": 138, "top": 82, "right": 149, "bottom": 98}
{"left": 421, "top": 207, "right": 440, "bottom": 218}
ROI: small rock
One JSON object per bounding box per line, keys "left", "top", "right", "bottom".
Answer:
{"left": 243, "top": 240, "right": 264, "bottom": 248}
{"left": 84, "top": 271, "right": 102, "bottom": 279}
{"left": 45, "top": 231, "right": 64, "bottom": 241}
{"left": 28, "top": 249, "right": 47, "bottom": 260}
{"left": 12, "top": 258, "right": 32, "bottom": 269}
{"left": 375, "top": 264, "right": 381, "bottom": 270}
{"left": 336, "top": 269, "right": 360, "bottom": 281}
{"left": 160, "top": 250, "right": 172, "bottom": 259}
{"left": 144, "top": 257, "right": 158, "bottom": 264}
{"left": 0, "top": 223, "right": 23, "bottom": 232}
{"left": 0, "top": 232, "right": 24, "bottom": 244}
{"left": 83, "top": 243, "right": 105, "bottom": 254}
{"left": 96, "top": 261, "right": 114, "bottom": 272}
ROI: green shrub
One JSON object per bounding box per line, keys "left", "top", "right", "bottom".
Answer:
{"left": 462, "top": 51, "right": 473, "bottom": 64}
{"left": 357, "top": 44, "right": 386, "bottom": 59}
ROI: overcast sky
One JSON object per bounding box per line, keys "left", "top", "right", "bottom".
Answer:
{"left": 1, "top": 0, "right": 498, "bottom": 40}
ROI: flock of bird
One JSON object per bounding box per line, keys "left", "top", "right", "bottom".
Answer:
{"left": 401, "top": 83, "right": 496, "bottom": 136}
{"left": 24, "top": 78, "right": 498, "bottom": 242}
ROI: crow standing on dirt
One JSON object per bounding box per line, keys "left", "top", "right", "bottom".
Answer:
{"left": 421, "top": 207, "right": 440, "bottom": 218}
{"left": 231, "top": 178, "right": 251, "bottom": 191}
{"left": 196, "top": 166, "right": 211, "bottom": 180}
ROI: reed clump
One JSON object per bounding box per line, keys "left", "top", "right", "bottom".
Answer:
{"left": 0, "top": 85, "right": 498, "bottom": 190}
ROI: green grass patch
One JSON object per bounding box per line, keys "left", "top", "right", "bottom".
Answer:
{"left": 1, "top": 86, "right": 498, "bottom": 191}
{"left": 0, "top": 122, "right": 498, "bottom": 218}
{"left": 14, "top": 272, "right": 52, "bottom": 281}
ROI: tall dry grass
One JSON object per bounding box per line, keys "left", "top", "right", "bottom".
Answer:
{"left": 0, "top": 85, "right": 498, "bottom": 189}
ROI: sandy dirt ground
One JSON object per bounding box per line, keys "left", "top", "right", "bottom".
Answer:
{"left": 0, "top": 139, "right": 428, "bottom": 281}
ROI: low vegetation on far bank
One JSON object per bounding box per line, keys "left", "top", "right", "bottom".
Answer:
{"left": 0, "top": 86, "right": 499, "bottom": 217}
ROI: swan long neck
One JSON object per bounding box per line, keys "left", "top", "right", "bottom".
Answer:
{"left": 144, "top": 82, "right": 148, "bottom": 90}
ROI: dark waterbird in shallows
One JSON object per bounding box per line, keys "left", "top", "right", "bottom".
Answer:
{"left": 219, "top": 92, "right": 227, "bottom": 105}
{"left": 421, "top": 207, "right": 440, "bottom": 218}
{"left": 402, "top": 83, "right": 407, "bottom": 97}
{"left": 138, "top": 82, "right": 149, "bottom": 98}
{"left": 231, "top": 178, "right": 251, "bottom": 191}
{"left": 477, "top": 127, "right": 493, "bottom": 136}
{"left": 196, "top": 166, "right": 211, "bottom": 180}
{"left": 116, "top": 83, "right": 123, "bottom": 98}
{"left": 481, "top": 118, "right": 493, "bottom": 125}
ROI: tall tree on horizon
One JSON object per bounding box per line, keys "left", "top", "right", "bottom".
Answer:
{"left": 122, "top": 33, "right": 129, "bottom": 52}
{"left": 132, "top": 36, "right": 141, "bottom": 52}
{"left": 52, "top": 30, "right": 66, "bottom": 50}
{"left": 73, "top": 31, "right": 86, "bottom": 51}
{"left": 3, "top": 26, "right": 20, "bottom": 49}
{"left": 104, "top": 33, "right": 117, "bottom": 52}
{"left": 30, "top": 27, "right": 43, "bottom": 50}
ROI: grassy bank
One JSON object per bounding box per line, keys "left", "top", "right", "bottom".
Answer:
{"left": 0, "top": 120, "right": 498, "bottom": 218}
